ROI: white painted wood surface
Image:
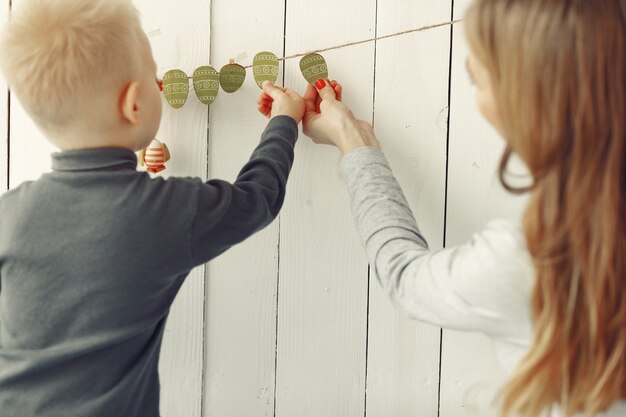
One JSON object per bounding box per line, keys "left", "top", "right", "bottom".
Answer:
{"left": 276, "top": 1, "right": 376, "bottom": 415}
{"left": 203, "top": 0, "right": 284, "bottom": 415}
{"left": 0, "top": 0, "right": 532, "bottom": 416}
{"left": 8, "top": 93, "right": 55, "bottom": 188}
{"left": 366, "top": 2, "right": 451, "bottom": 416}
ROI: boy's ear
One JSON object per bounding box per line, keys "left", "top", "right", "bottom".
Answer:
{"left": 121, "top": 81, "right": 141, "bottom": 125}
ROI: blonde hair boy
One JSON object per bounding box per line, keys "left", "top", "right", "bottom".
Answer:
{"left": 1, "top": 0, "right": 160, "bottom": 150}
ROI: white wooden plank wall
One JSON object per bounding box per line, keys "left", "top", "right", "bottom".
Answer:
{"left": 204, "top": 0, "right": 284, "bottom": 415}
{"left": 367, "top": 2, "right": 451, "bottom": 416}
{"left": 277, "top": 0, "right": 375, "bottom": 415}
{"left": 0, "top": 0, "right": 532, "bottom": 416}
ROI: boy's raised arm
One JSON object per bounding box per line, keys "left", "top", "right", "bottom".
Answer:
{"left": 189, "top": 115, "right": 298, "bottom": 265}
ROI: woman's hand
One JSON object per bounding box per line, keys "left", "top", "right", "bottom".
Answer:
{"left": 302, "top": 79, "right": 379, "bottom": 154}
{"left": 257, "top": 81, "right": 306, "bottom": 124}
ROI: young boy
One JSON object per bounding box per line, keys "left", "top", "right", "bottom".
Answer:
{"left": 0, "top": 0, "right": 305, "bottom": 416}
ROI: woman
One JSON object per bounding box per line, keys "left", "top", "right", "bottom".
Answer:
{"left": 294, "top": 1, "right": 626, "bottom": 416}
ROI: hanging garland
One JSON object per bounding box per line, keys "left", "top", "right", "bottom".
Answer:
{"left": 149, "top": 18, "right": 462, "bottom": 173}
{"left": 158, "top": 18, "right": 463, "bottom": 109}
{"left": 160, "top": 52, "right": 328, "bottom": 109}
{"left": 151, "top": 52, "right": 328, "bottom": 172}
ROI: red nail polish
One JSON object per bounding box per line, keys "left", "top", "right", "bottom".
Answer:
{"left": 315, "top": 79, "right": 326, "bottom": 90}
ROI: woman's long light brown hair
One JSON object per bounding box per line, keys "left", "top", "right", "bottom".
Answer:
{"left": 465, "top": 1, "right": 626, "bottom": 416}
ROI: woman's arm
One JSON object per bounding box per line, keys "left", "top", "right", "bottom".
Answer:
{"left": 341, "top": 145, "right": 533, "bottom": 338}
{"left": 302, "top": 80, "right": 533, "bottom": 340}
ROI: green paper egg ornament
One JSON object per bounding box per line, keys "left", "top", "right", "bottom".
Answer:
{"left": 252, "top": 52, "right": 280, "bottom": 89}
{"left": 193, "top": 66, "right": 220, "bottom": 105}
{"left": 219, "top": 63, "right": 246, "bottom": 93}
{"left": 299, "top": 53, "right": 329, "bottom": 85}
{"left": 162, "top": 69, "right": 189, "bottom": 109}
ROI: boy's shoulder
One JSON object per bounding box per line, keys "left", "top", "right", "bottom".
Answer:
{"left": 0, "top": 180, "right": 35, "bottom": 207}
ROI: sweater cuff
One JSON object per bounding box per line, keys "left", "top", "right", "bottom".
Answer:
{"left": 264, "top": 115, "right": 299, "bottom": 147}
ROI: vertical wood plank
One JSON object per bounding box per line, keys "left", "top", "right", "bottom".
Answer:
{"left": 8, "top": 93, "right": 55, "bottom": 188}
{"left": 440, "top": 1, "right": 529, "bottom": 416}
{"left": 0, "top": 0, "right": 8, "bottom": 193}
{"left": 203, "top": 0, "right": 285, "bottom": 416}
{"left": 366, "top": 2, "right": 451, "bottom": 416}
{"left": 276, "top": 2, "right": 375, "bottom": 415}
{"left": 8, "top": 103, "right": 55, "bottom": 188}
{"left": 133, "top": 1, "right": 210, "bottom": 416}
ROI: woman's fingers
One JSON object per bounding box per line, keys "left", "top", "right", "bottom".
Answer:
{"left": 335, "top": 84, "right": 343, "bottom": 102}
{"left": 314, "top": 79, "right": 337, "bottom": 101}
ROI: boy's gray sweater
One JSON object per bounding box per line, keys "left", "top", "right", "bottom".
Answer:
{"left": 0, "top": 116, "right": 298, "bottom": 417}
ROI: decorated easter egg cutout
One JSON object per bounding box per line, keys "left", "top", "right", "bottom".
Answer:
{"left": 193, "top": 66, "right": 220, "bottom": 105}
{"left": 299, "top": 53, "right": 328, "bottom": 85}
{"left": 219, "top": 63, "right": 246, "bottom": 93}
{"left": 252, "top": 51, "right": 280, "bottom": 89}
{"left": 143, "top": 139, "right": 169, "bottom": 174}
{"left": 162, "top": 69, "right": 189, "bottom": 109}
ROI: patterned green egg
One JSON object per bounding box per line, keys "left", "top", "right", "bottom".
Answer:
{"left": 219, "top": 63, "right": 246, "bottom": 93}
{"left": 162, "top": 69, "right": 189, "bottom": 109}
{"left": 193, "top": 66, "right": 219, "bottom": 105}
{"left": 252, "top": 51, "right": 280, "bottom": 89}
{"left": 299, "top": 53, "right": 329, "bottom": 85}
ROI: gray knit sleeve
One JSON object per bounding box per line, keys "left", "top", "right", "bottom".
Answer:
{"left": 340, "top": 146, "right": 534, "bottom": 339}
{"left": 340, "top": 146, "right": 429, "bottom": 266}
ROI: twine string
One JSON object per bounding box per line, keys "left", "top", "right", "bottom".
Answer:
{"left": 243, "top": 18, "right": 463, "bottom": 69}
{"left": 175, "top": 18, "right": 463, "bottom": 78}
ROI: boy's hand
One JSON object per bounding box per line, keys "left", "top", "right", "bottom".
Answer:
{"left": 257, "top": 81, "right": 306, "bottom": 124}
{"left": 302, "top": 79, "right": 379, "bottom": 154}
